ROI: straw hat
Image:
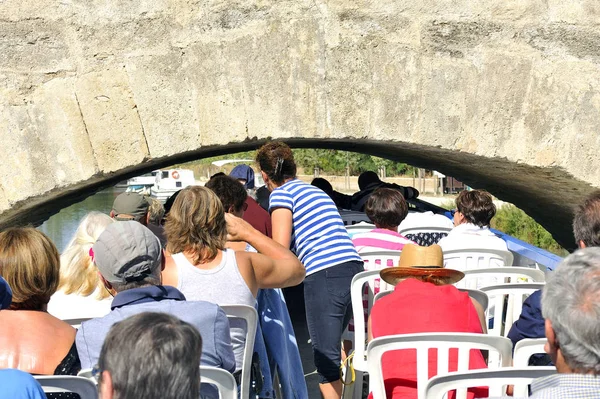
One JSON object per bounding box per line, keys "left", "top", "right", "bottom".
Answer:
{"left": 379, "top": 244, "right": 464, "bottom": 286}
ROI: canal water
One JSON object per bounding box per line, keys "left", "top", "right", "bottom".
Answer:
{"left": 38, "top": 187, "right": 122, "bottom": 252}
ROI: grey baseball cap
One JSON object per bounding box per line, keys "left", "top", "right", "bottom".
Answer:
{"left": 92, "top": 221, "right": 162, "bottom": 284}
{"left": 112, "top": 192, "right": 150, "bottom": 220}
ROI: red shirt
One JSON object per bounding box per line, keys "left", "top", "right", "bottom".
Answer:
{"left": 243, "top": 196, "right": 272, "bottom": 238}
{"left": 370, "top": 279, "right": 488, "bottom": 399}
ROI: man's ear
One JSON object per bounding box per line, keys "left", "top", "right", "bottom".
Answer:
{"left": 99, "top": 370, "right": 114, "bottom": 399}
{"left": 579, "top": 240, "right": 587, "bottom": 249}
{"left": 109, "top": 210, "right": 116, "bottom": 219}
{"left": 545, "top": 319, "right": 557, "bottom": 354}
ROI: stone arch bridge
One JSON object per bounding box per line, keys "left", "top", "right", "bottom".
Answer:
{"left": 2, "top": 0, "right": 600, "bottom": 250}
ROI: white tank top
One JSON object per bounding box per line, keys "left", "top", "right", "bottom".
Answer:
{"left": 171, "top": 249, "right": 255, "bottom": 371}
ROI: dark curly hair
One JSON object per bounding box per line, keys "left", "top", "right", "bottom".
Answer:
{"left": 255, "top": 141, "right": 297, "bottom": 185}
{"left": 205, "top": 175, "right": 247, "bottom": 214}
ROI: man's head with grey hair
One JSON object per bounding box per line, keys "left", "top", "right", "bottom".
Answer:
{"left": 542, "top": 247, "right": 600, "bottom": 374}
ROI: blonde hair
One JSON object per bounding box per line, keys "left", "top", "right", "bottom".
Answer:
{"left": 165, "top": 186, "right": 226, "bottom": 264}
{"left": 0, "top": 227, "right": 60, "bottom": 310}
{"left": 148, "top": 198, "right": 165, "bottom": 226}
{"left": 58, "top": 211, "right": 114, "bottom": 299}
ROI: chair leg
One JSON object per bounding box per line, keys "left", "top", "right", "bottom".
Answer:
{"left": 351, "top": 371, "right": 364, "bottom": 399}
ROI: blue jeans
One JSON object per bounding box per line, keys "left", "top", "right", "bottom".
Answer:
{"left": 304, "top": 261, "right": 364, "bottom": 383}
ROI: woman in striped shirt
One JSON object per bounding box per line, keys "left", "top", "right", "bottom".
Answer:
{"left": 256, "top": 142, "right": 364, "bottom": 399}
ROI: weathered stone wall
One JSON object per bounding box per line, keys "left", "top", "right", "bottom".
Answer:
{"left": 1, "top": 0, "right": 600, "bottom": 248}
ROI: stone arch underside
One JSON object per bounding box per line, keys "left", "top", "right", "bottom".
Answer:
{"left": 2, "top": 0, "right": 600, "bottom": 250}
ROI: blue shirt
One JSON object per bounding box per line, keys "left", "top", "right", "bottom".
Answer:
{"left": 269, "top": 179, "right": 362, "bottom": 275}
{"left": 0, "top": 369, "right": 46, "bottom": 399}
{"left": 76, "top": 285, "right": 235, "bottom": 373}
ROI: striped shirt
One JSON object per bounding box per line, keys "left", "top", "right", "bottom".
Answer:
{"left": 269, "top": 179, "right": 362, "bottom": 275}
{"left": 352, "top": 228, "right": 414, "bottom": 257}
{"left": 348, "top": 229, "right": 413, "bottom": 333}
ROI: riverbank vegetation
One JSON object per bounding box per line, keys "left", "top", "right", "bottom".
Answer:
{"left": 181, "top": 149, "right": 420, "bottom": 178}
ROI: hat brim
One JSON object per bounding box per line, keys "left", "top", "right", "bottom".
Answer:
{"left": 380, "top": 267, "right": 464, "bottom": 286}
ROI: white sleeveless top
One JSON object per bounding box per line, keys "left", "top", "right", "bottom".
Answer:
{"left": 171, "top": 249, "right": 255, "bottom": 371}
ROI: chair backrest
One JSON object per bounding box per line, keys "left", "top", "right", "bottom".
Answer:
{"left": 77, "top": 368, "right": 93, "bottom": 379}
{"left": 443, "top": 249, "right": 514, "bottom": 275}
{"left": 361, "top": 250, "right": 402, "bottom": 273}
{"left": 346, "top": 222, "right": 376, "bottom": 236}
{"left": 351, "top": 270, "right": 386, "bottom": 372}
{"left": 455, "top": 267, "right": 546, "bottom": 290}
{"left": 63, "top": 317, "right": 93, "bottom": 329}
{"left": 201, "top": 366, "right": 238, "bottom": 399}
{"left": 512, "top": 338, "right": 549, "bottom": 396}
{"left": 367, "top": 333, "right": 513, "bottom": 399}
{"left": 398, "top": 226, "right": 452, "bottom": 236}
{"left": 80, "top": 365, "right": 239, "bottom": 399}
{"left": 458, "top": 288, "right": 489, "bottom": 312}
{"left": 479, "top": 283, "right": 546, "bottom": 337}
{"left": 34, "top": 376, "right": 98, "bottom": 399}
{"left": 220, "top": 305, "right": 258, "bottom": 399}
{"left": 424, "top": 367, "right": 556, "bottom": 399}
{"left": 340, "top": 211, "right": 371, "bottom": 226}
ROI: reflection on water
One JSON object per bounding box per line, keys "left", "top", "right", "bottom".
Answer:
{"left": 38, "top": 187, "right": 122, "bottom": 253}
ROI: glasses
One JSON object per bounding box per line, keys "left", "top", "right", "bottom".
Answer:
{"left": 91, "top": 364, "right": 102, "bottom": 383}
{"left": 450, "top": 209, "right": 459, "bottom": 217}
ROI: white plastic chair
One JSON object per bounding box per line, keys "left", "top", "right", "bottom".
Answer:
{"left": 479, "top": 283, "right": 546, "bottom": 337}
{"left": 455, "top": 267, "right": 545, "bottom": 290}
{"left": 63, "top": 317, "right": 93, "bottom": 329}
{"left": 346, "top": 222, "right": 376, "bottom": 235}
{"left": 220, "top": 305, "right": 258, "bottom": 399}
{"left": 360, "top": 250, "right": 402, "bottom": 271}
{"left": 340, "top": 211, "right": 371, "bottom": 226}
{"left": 201, "top": 366, "right": 238, "bottom": 399}
{"left": 367, "top": 333, "right": 512, "bottom": 399}
{"left": 80, "top": 365, "right": 239, "bottom": 399}
{"left": 349, "top": 270, "right": 391, "bottom": 399}
{"left": 424, "top": 367, "right": 556, "bottom": 399}
{"left": 34, "top": 376, "right": 98, "bottom": 399}
{"left": 443, "top": 249, "right": 514, "bottom": 279}
{"left": 513, "top": 338, "right": 548, "bottom": 367}
{"left": 512, "top": 338, "right": 549, "bottom": 396}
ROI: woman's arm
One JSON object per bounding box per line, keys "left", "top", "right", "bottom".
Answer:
{"left": 270, "top": 208, "right": 293, "bottom": 249}
{"left": 226, "top": 214, "right": 305, "bottom": 291}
